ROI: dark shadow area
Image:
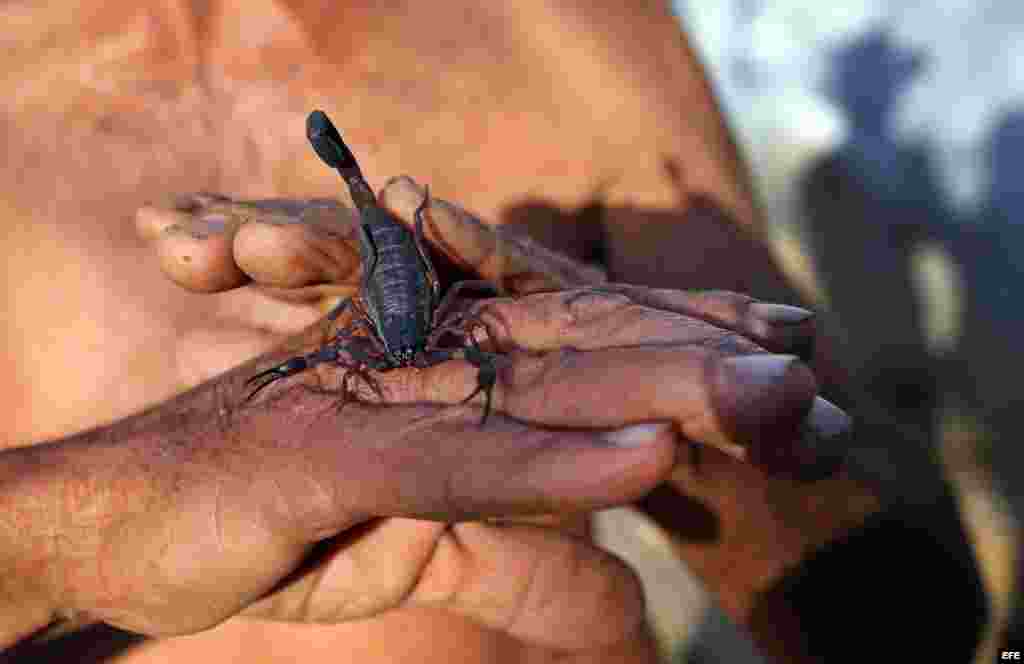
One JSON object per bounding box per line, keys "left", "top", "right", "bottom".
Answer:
{"left": 501, "top": 183, "right": 610, "bottom": 268}
{"left": 500, "top": 158, "right": 800, "bottom": 306}
{"left": 0, "top": 624, "right": 145, "bottom": 664}
{"left": 638, "top": 483, "right": 719, "bottom": 543}
{"left": 768, "top": 491, "right": 988, "bottom": 663}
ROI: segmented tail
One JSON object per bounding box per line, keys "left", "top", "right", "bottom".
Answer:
{"left": 307, "top": 110, "right": 376, "bottom": 209}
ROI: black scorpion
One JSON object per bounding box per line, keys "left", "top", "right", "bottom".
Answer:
{"left": 246, "top": 110, "right": 501, "bottom": 424}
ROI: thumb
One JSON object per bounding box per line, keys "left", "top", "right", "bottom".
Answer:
{"left": 406, "top": 521, "right": 659, "bottom": 657}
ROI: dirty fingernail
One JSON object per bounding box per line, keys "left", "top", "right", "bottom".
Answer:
{"left": 197, "top": 214, "right": 229, "bottom": 233}
{"left": 720, "top": 353, "right": 800, "bottom": 388}
{"left": 783, "top": 398, "right": 852, "bottom": 481}
{"left": 600, "top": 422, "right": 673, "bottom": 447}
{"left": 711, "top": 354, "right": 817, "bottom": 453}
{"left": 804, "top": 397, "right": 852, "bottom": 453}
{"left": 165, "top": 216, "right": 229, "bottom": 241}
{"left": 746, "top": 304, "right": 816, "bottom": 359}
{"left": 749, "top": 302, "right": 814, "bottom": 325}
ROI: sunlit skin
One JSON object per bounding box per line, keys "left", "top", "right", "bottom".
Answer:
{"left": 0, "top": 2, "right": 879, "bottom": 663}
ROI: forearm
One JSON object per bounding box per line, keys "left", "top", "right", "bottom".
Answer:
{"left": 0, "top": 432, "right": 139, "bottom": 649}
{"left": 0, "top": 440, "right": 68, "bottom": 648}
{"left": 0, "top": 368, "right": 250, "bottom": 649}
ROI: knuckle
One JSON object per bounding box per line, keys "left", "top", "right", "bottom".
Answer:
{"left": 561, "top": 288, "right": 633, "bottom": 319}
{"left": 706, "top": 331, "right": 763, "bottom": 355}
{"left": 700, "top": 289, "right": 755, "bottom": 304}
{"left": 704, "top": 290, "right": 758, "bottom": 317}
{"left": 505, "top": 347, "right": 579, "bottom": 388}
{"left": 533, "top": 288, "right": 634, "bottom": 336}
{"left": 468, "top": 298, "right": 519, "bottom": 343}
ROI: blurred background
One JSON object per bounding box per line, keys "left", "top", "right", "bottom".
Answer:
{"left": 651, "top": 1, "right": 1022, "bottom": 661}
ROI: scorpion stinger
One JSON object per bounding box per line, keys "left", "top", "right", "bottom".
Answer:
{"left": 307, "top": 110, "right": 376, "bottom": 210}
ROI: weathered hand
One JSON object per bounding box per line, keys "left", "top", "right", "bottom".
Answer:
{"left": 4, "top": 292, "right": 673, "bottom": 662}
{"left": 136, "top": 179, "right": 839, "bottom": 467}
{"left": 137, "top": 178, "right": 844, "bottom": 473}
{"left": 376, "top": 180, "right": 881, "bottom": 656}
{"left": 132, "top": 177, "right": 875, "bottom": 664}
{"left": 377, "top": 180, "right": 881, "bottom": 660}
{"left": 0, "top": 189, "right": 689, "bottom": 661}
{"left": 7, "top": 369, "right": 671, "bottom": 653}
{"left": 3, "top": 2, "right": 880, "bottom": 660}
{"left": 4, "top": 176, "right": 829, "bottom": 660}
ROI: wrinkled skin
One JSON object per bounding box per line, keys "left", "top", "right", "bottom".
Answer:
{"left": 0, "top": 2, "right": 877, "bottom": 663}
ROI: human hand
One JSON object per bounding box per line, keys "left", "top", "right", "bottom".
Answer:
{"left": 377, "top": 180, "right": 880, "bottom": 660}
{"left": 130, "top": 177, "right": 875, "bottom": 663}
{"left": 3, "top": 323, "right": 674, "bottom": 662}
{"left": 136, "top": 178, "right": 842, "bottom": 475}
{"left": 2, "top": 178, "right": 832, "bottom": 659}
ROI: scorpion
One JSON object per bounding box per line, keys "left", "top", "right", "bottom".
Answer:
{"left": 246, "top": 110, "right": 501, "bottom": 424}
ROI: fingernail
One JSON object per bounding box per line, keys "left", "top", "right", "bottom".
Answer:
{"left": 746, "top": 304, "right": 816, "bottom": 360}
{"left": 772, "top": 398, "right": 852, "bottom": 482}
{"left": 198, "top": 214, "right": 228, "bottom": 233}
{"left": 720, "top": 353, "right": 800, "bottom": 389}
{"left": 600, "top": 422, "right": 673, "bottom": 447}
{"left": 711, "top": 354, "right": 815, "bottom": 453}
{"left": 802, "top": 397, "right": 852, "bottom": 460}
{"left": 165, "top": 215, "right": 229, "bottom": 241}
{"left": 749, "top": 302, "right": 814, "bottom": 326}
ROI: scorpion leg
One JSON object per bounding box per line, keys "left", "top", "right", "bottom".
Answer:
{"left": 325, "top": 296, "right": 354, "bottom": 322}
{"left": 458, "top": 340, "right": 502, "bottom": 427}
{"left": 317, "top": 296, "right": 358, "bottom": 344}
{"left": 431, "top": 280, "right": 498, "bottom": 326}
{"left": 425, "top": 280, "right": 499, "bottom": 348}
{"left": 244, "top": 345, "right": 343, "bottom": 402}
{"left": 412, "top": 191, "right": 499, "bottom": 318}
{"left": 418, "top": 338, "right": 502, "bottom": 427}
{"left": 329, "top": 360, "right": 385, "bottom": 417}
{"left": 413, "top": 185, "right": 442, "bottom": 310}
{"left": 245, "top": 314, "right": 382, "bottom": 402}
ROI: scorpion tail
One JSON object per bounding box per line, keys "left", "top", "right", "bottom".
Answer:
{"left": 307, "top": 110, "right": 377, "bottom": 209}
{"left": 307, "top": 110, "right": 359, "bottom": 171}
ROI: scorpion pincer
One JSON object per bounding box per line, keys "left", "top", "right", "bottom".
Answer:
{"left": 245, "top": 110, "right": 501, "bottom": 425}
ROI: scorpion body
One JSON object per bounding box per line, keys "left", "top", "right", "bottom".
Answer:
{"left": 247, "top": 110, "right": 499, "bottom": 423}
{"left": 355, "top": 204, "right": 436, "bottom": 367}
